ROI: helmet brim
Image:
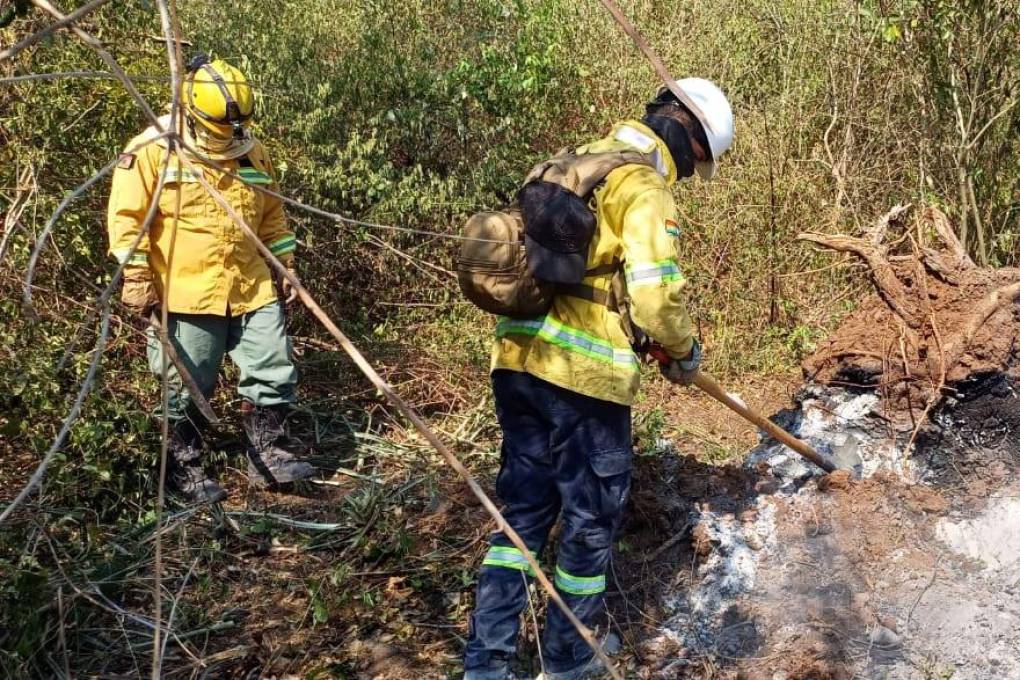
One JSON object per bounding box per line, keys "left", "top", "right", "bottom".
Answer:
{"left": 695, "top": 159, "right": 717, "bottom": 180}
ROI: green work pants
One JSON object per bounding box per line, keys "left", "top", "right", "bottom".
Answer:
{"left": 146, "top": 300, "right": 297, "bottom": 421}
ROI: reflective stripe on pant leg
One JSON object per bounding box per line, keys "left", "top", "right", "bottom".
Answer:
{"left": 543, "top": 387, "right": 633, "bottom": 673}
{"left": 554, "top": 565, "right": 605, "bottom": 596}
{"left": 465, "top": 371, "right": 561, "bottom": 672}
{"left": 482, "top": 545, "right": 538, "bottom": 577}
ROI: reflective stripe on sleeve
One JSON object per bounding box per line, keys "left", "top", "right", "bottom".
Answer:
{"left": 237, "top": 167, "right": 274, "bottom": 185}
{"left": 496, "top": 316, "right": 638, "bottom": 369}
{"left": 554, "top": 565, "right": 605, "bottom": 596}
{"left": 482, "top": 546, "right": 537, "bottom": 576}
{"left": 625, "top": 259, "right": 683, "bottom": 287}
{"left": 112, "top": 249, "right": 149, "bottom": 266}
{"left": 267, "top": 234, "right": 296, "bottom": 256}
{"left": 160, "top": 167, "right": 200, "bottom": 183}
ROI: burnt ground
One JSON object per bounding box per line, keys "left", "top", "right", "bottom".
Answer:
{"left": 611, "top": 371, "right": 1020, "bottom": 680}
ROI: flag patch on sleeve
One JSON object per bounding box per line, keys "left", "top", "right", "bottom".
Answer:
{"left": 117, "top": 153, "right": 136, "bottom": 170}
{"left": 665, "top": 219, "right": 681, "bottom": 237}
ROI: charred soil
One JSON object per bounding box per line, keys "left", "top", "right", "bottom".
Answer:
{"left": 611, "top": 209, "right": 1019, "bottom": 678}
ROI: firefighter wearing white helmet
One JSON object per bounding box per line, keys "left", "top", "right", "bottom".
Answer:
{"left": 107, "top": 55, "right": 315, "bottom": 504}
{"left": 645, "top": 76, "right": 735, "bottom": 180}
{"left": 463, "top": 78, "right": 734, "bottom": 679}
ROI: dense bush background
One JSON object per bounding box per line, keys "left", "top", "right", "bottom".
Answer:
{"left": 1, "top": 0, "right": 1017, "bottom": 675}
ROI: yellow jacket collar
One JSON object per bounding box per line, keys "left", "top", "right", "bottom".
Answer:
{"left": 609, "top": 119, "right": 677, "bottom": 185}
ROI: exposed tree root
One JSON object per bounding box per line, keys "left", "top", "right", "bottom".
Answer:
{"left": 798, "top": 205, "right": 1019, "bottom": 426}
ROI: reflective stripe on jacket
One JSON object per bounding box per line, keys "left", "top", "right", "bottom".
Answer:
{"left": 491, "top": 120, "right": 695, "bottom": 406}
{"left": 107, "top": 122, "right": 294, "bottom": 316}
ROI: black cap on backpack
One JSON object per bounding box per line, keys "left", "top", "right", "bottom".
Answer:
{"left": 518, "top": 181, "right": 595, "bottom": 284}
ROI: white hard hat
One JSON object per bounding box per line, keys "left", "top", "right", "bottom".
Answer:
{"left": 669, "top": 78, "right": 734, "bottom": 179}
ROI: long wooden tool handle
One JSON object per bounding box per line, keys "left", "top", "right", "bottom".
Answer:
{"left": 692, "top": 371, "right": 835, "bottom": 473}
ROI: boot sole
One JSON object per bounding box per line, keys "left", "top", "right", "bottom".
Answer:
{"left": 176, "top": 487, "right": 228, "bottom": 505}
{"left": 246, "top": 462, "right": 316, "bottom": 488}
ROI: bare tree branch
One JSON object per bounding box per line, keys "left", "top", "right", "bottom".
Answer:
{"left": 22, "top": 132, "right": 170, "bottom": 311}
{"left": 0, "top": 307, "right": 112, "bottom": 525}
{"left": 0, "top": 0, "right": 115, "bottom": 63}
{"left": 2, "top": 138, "right": 173, "bottom": 526}
{"left": 32, "top": 0, "right": 161, "bottom": 127}
{"left": 798, "top": 231, "right": 920, "bottom": 328}
{"left": 0, "top": 71, "right": 168, "bottom": 84}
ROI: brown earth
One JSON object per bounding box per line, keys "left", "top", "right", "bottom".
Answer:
{"left": 803, "top": 268, "right": 1019, "bottom": 396}
{"left": 610, "top": 210, "right": 1020, "bottom": 679}
{"left": 800, "top": 206, "right": 1019, "bottom": 420}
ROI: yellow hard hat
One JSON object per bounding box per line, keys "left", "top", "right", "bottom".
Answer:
{"left": 183, "top": 56, "right": 254, "bottom": 138}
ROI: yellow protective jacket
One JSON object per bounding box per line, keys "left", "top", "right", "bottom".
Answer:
{"left": 492, "top": 120, "right": 695, "bottom": 406}
{"left": 107, "top": 121, "right": 295, "bottom": 316}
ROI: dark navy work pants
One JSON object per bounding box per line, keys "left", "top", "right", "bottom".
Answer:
{"left": 464, "top": 370, "right": 633, "bottom": 673}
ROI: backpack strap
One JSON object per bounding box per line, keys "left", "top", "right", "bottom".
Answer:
{"left": 523, "top": 148, "right": 657, "bottom": 199}
{"left": 560, "top": 259, "right": 624, "bottom": 311}
{"left": 584, "top": 260, "right": 621, "bottom": 277}
{"left": 560, "top": 283, "right": 614, "bottom": 308}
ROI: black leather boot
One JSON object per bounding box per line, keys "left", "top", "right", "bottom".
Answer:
{"left": 241, "top": 401, "right": 315, "bottom": 487}
{"left": 168, "top": 419, "right": 227, "bottom": 504}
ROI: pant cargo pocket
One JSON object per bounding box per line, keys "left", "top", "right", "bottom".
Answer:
{"left": 588, "top": 448, "right": 633, "bottom": 518}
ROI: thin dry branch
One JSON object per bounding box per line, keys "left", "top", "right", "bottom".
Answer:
{"left": 0, "top": 0, "right": 115, "bottom": 63}
{"left": 22, "top": 132, "right": 169, "bottom": 310}
{"left": 33, "top": 0, "right": 161, "bottom": 127}
{"left": 0, "top": 217, "right": 27, "bottom": 263}
{"left": 0, "top": 308, "right": 112, "bottom": 525}
{"left": 149, "top": 0, "right": 185, "bottom": 672}
{"left": 905, "top": 311, "right": 947, "bottom": 456}
{"left": 1, "top": 167, "right": 35, "bottom": 263}
{"left": 0, "top": 71, "right": 168, "bottom": 84}
{"left": 1, "top": 138, "right": 173, "bottom": 526}
{"left": 159, "top": 148, "right": 507, "bottom": 243}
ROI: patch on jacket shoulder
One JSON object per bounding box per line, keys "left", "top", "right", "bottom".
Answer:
{"left": 117, "top": 153, "right": 136, "bottom": 170}
{"left": 665, "top": 218, "right": 681, "bottom": 237}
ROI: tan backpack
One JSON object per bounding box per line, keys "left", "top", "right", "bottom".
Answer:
{"left": 456, "top": 147, "right": 656, "bottom": 318}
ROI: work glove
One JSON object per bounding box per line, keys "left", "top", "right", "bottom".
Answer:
{"left": 121, "top": 267, "right": 159, "bottom": 318}
{"left": 659, "top": 339, "right": 702, "bottom": 386}
{"left": 277, "top": 257, "right": 300, "bottom": 304}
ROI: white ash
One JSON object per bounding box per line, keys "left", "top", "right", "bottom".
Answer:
{"left": 646, "top": 386, "right": 916, "bottom": 660}
{"left": 936, "top": 497, "right": 1020, "bottom": 572}
{"left": 746, "top": 385, "right": 908, "bottom": 486}
{"left": 657, "top": 497, "right": 777, "bottom": 657}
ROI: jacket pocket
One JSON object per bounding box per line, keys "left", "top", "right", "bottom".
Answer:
{"left": 157, "top": 169, "right": 210, "bottom": 221}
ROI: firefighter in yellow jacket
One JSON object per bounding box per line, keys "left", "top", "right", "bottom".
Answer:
{"left": 107, "top": 56, "right": 315, "bottom": 503}
{"left": 464, "top": 79, "right": 735, "bottom": 679}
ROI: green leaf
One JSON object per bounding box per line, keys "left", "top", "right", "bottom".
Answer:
{"left": 312, "top": 598, "right": 329, "bottom": 624}
{"left": 882, "top": 23, "right": 902, "bottom": 43}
